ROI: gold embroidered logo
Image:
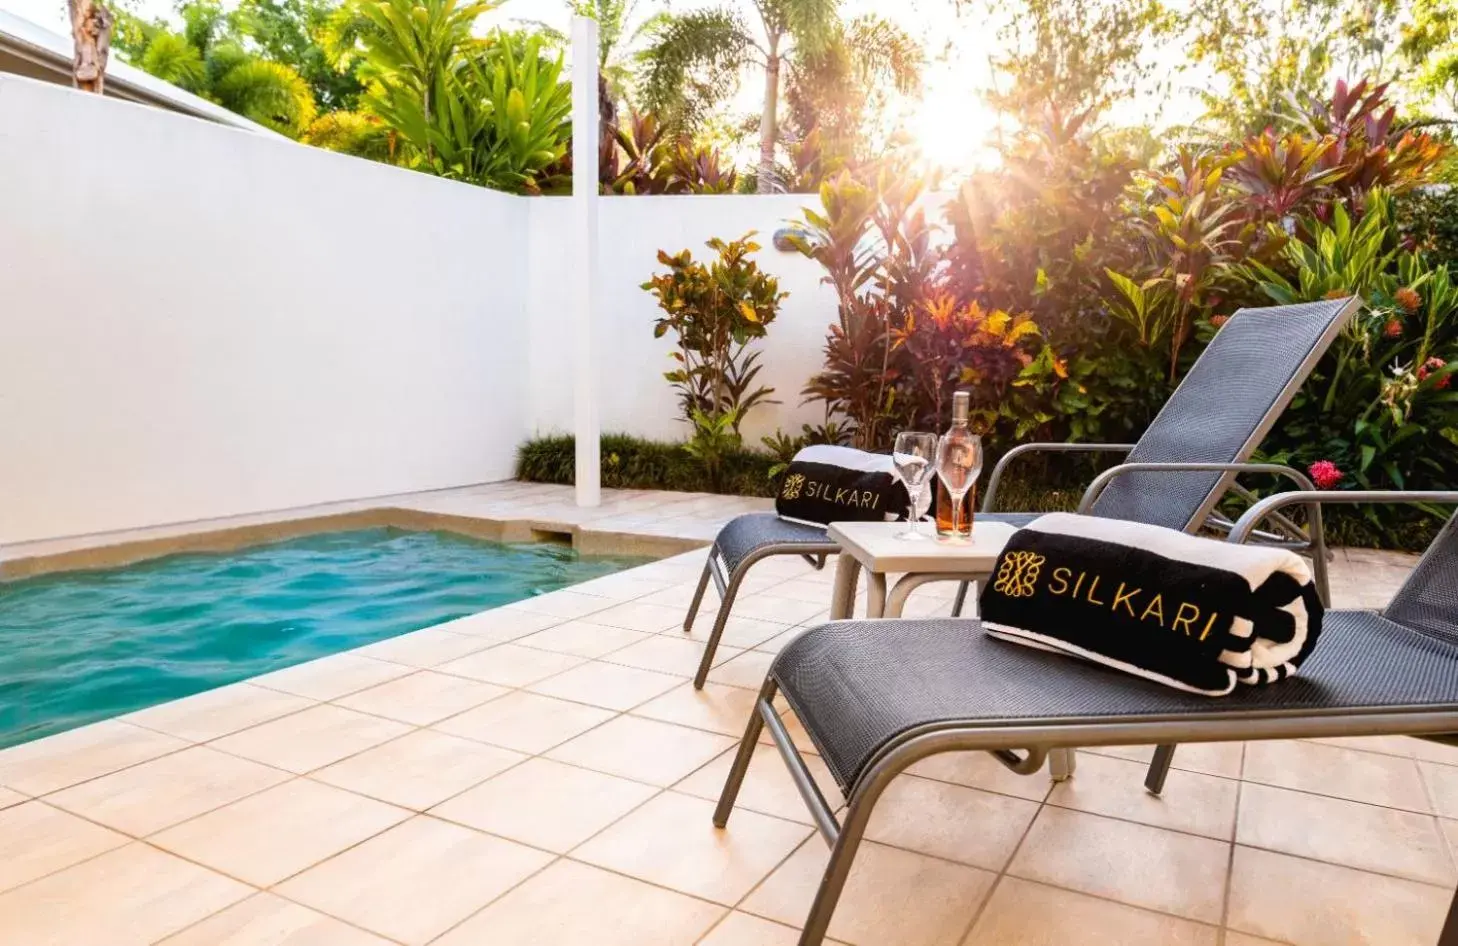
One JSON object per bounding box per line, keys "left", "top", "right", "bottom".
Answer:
{"left": 993, "top": 551, "right": 1045, "bottom": 598}
{"left": 781, "top": 474, "right": 806, "bottom": 500}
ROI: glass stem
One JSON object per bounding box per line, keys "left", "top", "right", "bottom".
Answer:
{"left": 951, "top": 491, "right": 962, "bottom": 537}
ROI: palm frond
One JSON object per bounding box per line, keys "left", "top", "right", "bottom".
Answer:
{"left": 215, "top": 58, "right": 319, "bottom": 136}
{"left": 640, "top": 8, "right": 753, "bottom": 136}
{"left": 139, "top": 31, "right": 207, "bottom": 90}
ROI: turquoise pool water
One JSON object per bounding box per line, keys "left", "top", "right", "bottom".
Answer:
{"left": 0, "top": 529, "right": 647, "bottom": 748}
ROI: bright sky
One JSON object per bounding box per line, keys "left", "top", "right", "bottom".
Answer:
{"left": 2, "top": 0, "right": 1210, "bottom": 173}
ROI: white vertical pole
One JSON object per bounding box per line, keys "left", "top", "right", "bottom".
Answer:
{"left": 571, "top": 15, "right": 601, "bottom": 507}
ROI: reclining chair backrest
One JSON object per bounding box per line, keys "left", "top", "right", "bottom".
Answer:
{"left": 1089, "top": 297, "right": 1359, "bottom": 532}
{"left": 1384, "top": 512, "right": 1458, "bottom": 643}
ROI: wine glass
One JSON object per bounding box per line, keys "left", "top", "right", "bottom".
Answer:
{"left": 935, "top": 431, "right": 983, "bottom": 543}
{"left": 892, "top": 432, "right": 938, "bottom": 540}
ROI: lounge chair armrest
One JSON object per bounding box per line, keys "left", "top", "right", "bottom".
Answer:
{"left": 1229, "top": 491, "right": 1458, "bottom": 545}
{"left": 982, "top": 443, "right": 1135, "bottom": 512}
{"left": 1077, "top": 462, "right": 1316, "bottom": 515}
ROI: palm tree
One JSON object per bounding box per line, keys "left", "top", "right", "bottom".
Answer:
{"left": 643, "top": 0, "right": 840, "bottom": 193}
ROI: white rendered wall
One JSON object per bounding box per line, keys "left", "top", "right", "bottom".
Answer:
{"left": 0, "top": 76, "right": 529, "bottom": 543}
{"left": 0, "top": 72, "right": 954, "bottom": 543}
{"left": 531, "top": 194, "right": 841, "bottom": 445}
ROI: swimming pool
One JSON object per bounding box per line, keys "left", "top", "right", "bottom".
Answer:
{"left": 0, "top": 529, "right": 647, "bottom": 748}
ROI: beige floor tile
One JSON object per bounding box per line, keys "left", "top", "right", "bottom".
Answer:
{"left": 1444, "top": 818, "right": 1458, "bottom": 862}
{"left": 0, "top": 719, "right": 188, "bottom": 796}
{"left": 0, "top": 842, "right": 250, "bottom": 944}
{"left": 47, "top": 745, "right": 290, "bottom": 836}
{"left": 743, "top": 837, "right": 995, "bottom": 946}
{"left": 311, "top": 730, "right": 523, "bottom": 809}
{"left": 547, "top": 715, "right": 735, "bottom": 787}
{"left": 676, "top": 744, "right": 842, "bottom": 824}
{"left": 528, "top": 659, "right": 684, "bottom": 710}
{"left": 965, "top": 876, "right": 1219, "bottom": 946}
{"left": 639, "top": 582, "right": 721, "bottom": 611}
{"left": 1422, "top": 761, "right": 1458, "bottom": 819}
{"left": 433, "top": 858, "right": 723, "bottom": 945}
{"left": 248, "top": 653, "right": 413, "bottom": 701}
{"left": 0, "top": 801, "right": 128, "bottom": 893}
{"left": 0, "top": 787, "right": 24, "bottom": 810}
{"left": 754, "top": 626, "right": 812, "bottom": 654}
{"left": 700, "top": 911, "right": 808, "bottom": 945}
{"left": 1237, "top": 782, "right": 1455, "bottom": 884}
{"left": 122, "top": 683, "right": 313, "bottom": 742}
{"left": 1409, "top": 737, "right": 1458, "bottom": 767}
{"left": 333, "top": 670, "right": 507, "bottom": 726}
{"left": 434, "top": 606, "right": 564, "bottom": 643}
{"left": 1306, "top": 735, "right": 1421, "bottom": 758}
{"left": 432, "top": 690, "right": 615, "bottom": 754}
{"left": 515, "top": 619, "right": 653, "bottom": 658}
{"left": 606, "top": 634, "right": 743, "bottom": 676}
{"left": 276, "top": 815, "right": 551, "bottom": 945}
{"left": 505, "top": 590, "right": 614, "bottom": 620}
{"left": 1222, "top": 934, "right": 1290, "bottom": 946}
{"left": 865, "top": 774, "right": 1039, "bottom": 870}
{"left": 1008, "top": 807, "right": 1229, "bottom": 922}
{"left": 1048, "top": 751, "right": 1238, "bottom": 840}
{"left": 682, "top": 614, "right": 794, "bottom": 650}
{"left": 718, "top": 593, "right": 829, "bottom": 625}
{"left": 1243, "top": 740, "right": 1431, "bottom": 812}
{"left": 351, "top": 628, "right": 490, "bottom": 668}
{"left": 588, "top": 601, "right": 689, "bottom": 633}
{"left": 1228, "top": 845, "right": 1450, "bottom": 946}
{"left": 151, "top": 778, "right": 410, "bottom": 886}
{"left": 210, "top": 704, "right": 410, "bottom": 774}
{"left": 574, "top": 791, "right": 810, "bottom": 904}
{"left": 431, "top": 756, "right": 656, "bottom": 852}
{"left": 1084, "top": 742, "right": 1244, "bottom": 779}
{"left": 567, "top": 572, "right": 675, "bottom": 600}
{"left": 159, "top": 892, "right": 393, "bottom": 945}
{"left": 909, "top": 751, "right": 1053, "bottom": 802}
{"left": 435, "top": 643, "right": 586, "bottom": 687}
{"left": 708, "top": 650, "right": 778, "bottom": 689}
{"left": 632, "top": 682, "right": 762, "bottom": 736}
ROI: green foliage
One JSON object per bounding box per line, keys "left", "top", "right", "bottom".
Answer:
{"left": 116, "top": 0, "right": 319, "bottom": 136}
{"left": 643, "top": 234, "right": 785, "bottom": 435}
{"left": 605, "top": 111, "right": 740, "bottom": 194}
{"left": 516, "top": 434, "right": 780, "bottom": 498}
{"left": 233, "top": 0, "right": 365, "bottom": 111}
{"left": 334, "top": 7, "right": 572, "bottom": 194}
{"left": 1398, "top": 186, "right": 1458, "bottom": 266}
{"left": 301, "top": 109, "right": 393, "bottom": 159}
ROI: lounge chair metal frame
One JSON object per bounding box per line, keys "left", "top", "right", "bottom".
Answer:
{"left": 717, "top": 489, "right": 1458, "bottom": 946}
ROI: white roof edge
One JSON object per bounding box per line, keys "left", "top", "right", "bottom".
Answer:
{"left": 0, "top": 8, "right": 287, "bottom": 138}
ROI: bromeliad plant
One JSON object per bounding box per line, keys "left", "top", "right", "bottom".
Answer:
{"left": 643, "top": 232, "right": 786, "bottom": 440}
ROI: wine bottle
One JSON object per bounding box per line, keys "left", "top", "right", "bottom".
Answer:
{"left": 935, "top": 391, "right": 975, "bottom": 538}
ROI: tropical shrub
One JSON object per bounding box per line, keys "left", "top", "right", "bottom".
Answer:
{"left": 1244, "top": 192, "right": 1458, "bottom": 505}
{"left": 642, "top": 234, "right": 786, "bottom": 485}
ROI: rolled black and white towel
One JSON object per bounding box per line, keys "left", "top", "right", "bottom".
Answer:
{"left": 979, "top": 513, "right": 1324, "bottom": 696}
{"left": 776, "top": 445, "right": 909, "bottom": 526}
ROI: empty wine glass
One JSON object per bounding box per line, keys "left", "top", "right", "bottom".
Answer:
{"left": 935, "top": 430, "right": 983, "bottom": 543}
{"left": 892, "top": 431, "right": 938, "bottom": 540}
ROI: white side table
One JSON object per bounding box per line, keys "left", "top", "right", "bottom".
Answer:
{"left": 824, "top": 520, "right": 1017, "bottom": 619}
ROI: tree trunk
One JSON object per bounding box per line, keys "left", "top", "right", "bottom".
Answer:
{"left": 68, "top": 0, "right": 114, "bottom": 94}
{"left": 598, "top": 74, "right": 619, "bottom": 191}
{"left": 756, "top": 38, "right": 781, "bottom": 195}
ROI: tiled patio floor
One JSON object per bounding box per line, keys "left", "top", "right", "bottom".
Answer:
{"left": 0, "top": 484, "right": 1450, "bottom": 945}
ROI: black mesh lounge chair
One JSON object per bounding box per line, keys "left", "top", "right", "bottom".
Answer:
{"left": 715, "top": 490, "right": 1458, "bottom": 946}
{"left": 685, "top": 297, "right": 1359, "bottom": 690}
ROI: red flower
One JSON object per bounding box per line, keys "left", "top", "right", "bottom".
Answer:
{"left": 1394, "top": 287, "right": 1422, "bottom": 314}
{"left": 1418, "top": 357, "right": 1451, "bottom": 390}
{"left": 1384, "top": 318, "right": 1403, "bottom": 338}
{"left": 1308, "top": 460, "right": 1344, "bottom": 490}
{"left": 1209, "top": 314, "right": 1229, "bottom": 328}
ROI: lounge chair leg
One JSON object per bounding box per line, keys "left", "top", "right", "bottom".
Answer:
{"left": 715, "top": 677, "right": 777, "bottom": 827}
{"left": 693, "top": 572, "right": 744, "bottom": 689}
{"left": 1439, "top": 878, "right": 1458, "bottom": 946}
{"left": 951, "top": 581, "right": 970, "bottom": 617}
{"left": 1145, "top": 744, "right": 1176, "bottom": 796}
{"left": 798, "top": 749, "right": 904, "bottom": 945}
{"left": 1049, "top": 748, "right": 1076, "bottom": 781}
{"left": 684, "top": 559, "right": 713, "bottom": 634}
